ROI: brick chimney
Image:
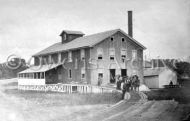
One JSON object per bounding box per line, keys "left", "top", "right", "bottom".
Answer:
{"left": 128, "top": 11, "right": 133, "bottom": 37}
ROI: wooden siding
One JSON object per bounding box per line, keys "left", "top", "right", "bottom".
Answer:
{"left": 89, "top": 31, "right": 144, "bottom": 85}
{"left": 33, "top": 32, "right": 144, "bottom": 85}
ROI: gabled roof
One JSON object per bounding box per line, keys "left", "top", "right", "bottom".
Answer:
{"left": 144, "top": 67, "right": 177, "bottom": 77}
{"left": 33, "top": 29, "right": 146, "bottom": 56}
{"left": 60, "top": 30, "right": 84, "bottom": 36}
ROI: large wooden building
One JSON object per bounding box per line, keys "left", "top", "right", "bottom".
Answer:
{"left": 18, "top": 11, "right": 146, "bottom": 86}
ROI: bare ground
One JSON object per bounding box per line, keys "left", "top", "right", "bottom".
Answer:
{"left": 0, "top": 78, "right": 187, "bottom": 121}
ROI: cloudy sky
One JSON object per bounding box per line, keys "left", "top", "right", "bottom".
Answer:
{"left": 0, "top": 0, "right": 189, "bottom": 62}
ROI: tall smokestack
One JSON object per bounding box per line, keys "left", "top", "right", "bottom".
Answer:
{"left": 128, "top": 11, "right": 133, "bottom": 37}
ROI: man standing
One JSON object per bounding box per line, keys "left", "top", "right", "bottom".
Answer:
{"left": 121, "top": 77, "right": 127, "bottom": 99}
{"left": 97, "top": 75, "right": 103, "bottom": 86}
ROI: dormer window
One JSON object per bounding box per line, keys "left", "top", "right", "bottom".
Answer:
{"left": 60, "top": 30, "right": 84, "bottom": 44}
{"left": 63, "top": 33, "right": 67, "bottom": 40}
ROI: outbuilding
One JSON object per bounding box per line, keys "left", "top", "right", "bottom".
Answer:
{"left": 144, "top": 67, "right": 178, "bottom": 88}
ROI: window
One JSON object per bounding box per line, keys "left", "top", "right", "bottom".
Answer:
{"left": 110, "top": 37, "right": 114, "bottom": 41}
{"left": 48, "top": 55, "right": 52, "bottom": 64}
{"left": 98, "top": 69, "right": 103, "bottom": 79}
{"left": 110, "top": 56, "right": 114, "bottom": 60}
{"left": 39, "top": 56, "right": 42, "bottom": 65}
{"left": 110, "top": 37, "right": 114, "bottom": 47}
{"left": 122, "top": 37, "right": 125, "bottom": 42}
{"left": 68, "top": 69, "right": 72, "bottom": 79}
{"left": 98, "top": 73, "right": 103, "bottom": 78}
{"left": 80, "top": 49, "right": 85, "bottom": 60}
{"left": 42, "top": 57, "right": 47, "bottom": 65}
{"left": 63, "top": 33, "right": 67, "bottom": 40}
{"left": 109, "top": 48, "right": 115, "bottom": 61}
{"left": 68, "top": 51, "right": 72, "bottom": 62}
{"left": 97, "top": 48, "right": 103, "bottom": 60}
{"left": 81, "top": 69, "right": 85, "bottom": 79}
{"left": 58, "top": 53, "right": 61, "bottom": 63}
{"left": 41, "top": 72, "right": 44, "bottom": 79}
{"left": 132, "top": 50, "right": 137, "bottom": 60}
{"left": 81, "top": 74, "right": 85, "bottom": 79}
{"left": 121, "top": 49, "right": 127, "bottom": 63}
{"left": 98, "top": 55, "right": 103, "bottom": 60}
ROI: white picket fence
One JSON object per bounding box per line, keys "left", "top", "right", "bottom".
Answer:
{"left": 18, "top": 84, "right": 119, "bottom": 94}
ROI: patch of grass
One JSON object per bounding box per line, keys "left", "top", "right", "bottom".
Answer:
{"left": 4, "top": 89, "right": 122, "bottom": 106}
{"left": 3, "top": 81, "right": 18, "bottom": 87}
{"left": 145, "top": 79, "right": 190, "bottom": 104}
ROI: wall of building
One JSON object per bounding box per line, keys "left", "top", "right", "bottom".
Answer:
{"left": 45, "top": 68, "right": 59, "bottom": 84}
{"left": 33, "top": 48, "right": 90, "bottom": 84}
{"left": 55, "top": 48, "right": 91, "bottom": 84}
{"left": 144, "top": 76, "right": 159, "bottom": 88}
{"left": 89, "top": 31, "right": 144, "bottom": 85}
{"left": 33, "top": 31, "right": 144, "bottom": 85}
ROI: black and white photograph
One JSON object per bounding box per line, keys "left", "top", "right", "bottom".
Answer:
{"left": 0, "top": 0, "right": 190, "bottom": 121}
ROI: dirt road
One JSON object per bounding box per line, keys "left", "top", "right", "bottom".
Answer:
{"left": 65, "top": 91, "right": 181, "bottom": 121}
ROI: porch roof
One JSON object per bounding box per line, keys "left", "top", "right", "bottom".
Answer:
{"left": 19, "top": 64, "right": 62, "bottom": 74}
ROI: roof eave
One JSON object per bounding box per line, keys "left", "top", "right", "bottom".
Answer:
{"left": 118, "top": 29, "right": 147, "bottom": 50}
{"left": 33, "top": 46, "right": 90, "bottom": 57}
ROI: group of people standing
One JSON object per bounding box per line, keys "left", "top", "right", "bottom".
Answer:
{"left": 116, "top": 75, "right": 140, "bottom": 99}
{"left": 97, "top": 74, "right": 140, "bottom": 99}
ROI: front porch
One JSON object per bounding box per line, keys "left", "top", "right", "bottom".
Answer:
{"left": 18, "top": 64, "right": 62, "bottom": 85}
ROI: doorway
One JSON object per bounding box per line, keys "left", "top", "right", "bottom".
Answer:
{"left": 110, "top": 69, "right": 116, "bottom": 83}
{"left": 121, "top": 69, "right": 127, "bottom": 77}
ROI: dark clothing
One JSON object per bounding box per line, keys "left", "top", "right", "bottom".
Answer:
{"left": 122, "top": 90, "right": 126, "bottom": 99}
{"left": 169, "top": 81, "right": 173, "bottom": 86}
{"left": 117, "top": 80, "right": 121, "bottom": 90}
{"left": 122, "top": 83, "right": 127, "bottom": 99}
{"left": 97, "top": 77, "right": 102, "bottom": 86}
{"left": 126, "top": 83, "right": 130, "bottom": 92}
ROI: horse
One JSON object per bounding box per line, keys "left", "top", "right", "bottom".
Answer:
{"left": 133, "top": 75, "right": 140, "bottom": 92}
{"left": 128, "top": 75, "right": 140, "bottom": 91}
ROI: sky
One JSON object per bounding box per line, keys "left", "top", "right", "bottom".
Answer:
{"left": 0, "top": 0, "right": 190, "bottom": 63}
